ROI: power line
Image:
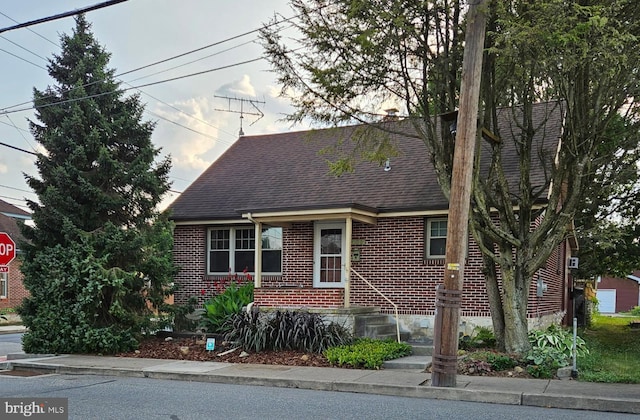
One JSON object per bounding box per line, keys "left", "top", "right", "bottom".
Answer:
{"left": 0, "top": 11, "right": 60, "bottom": 47}
{"left": 0, "top": 184, "right": 35, "bottom": 195}
{"left": 0, "top": 0, "right": 129, "bottom": 35}
{"left": 1, "top": 57, "right": 265, "bottom": 116}
{"left": 0, "top": 141, "right": 38, "bottom": 156}
{"left": 1, "top": 12, "right": 298, "bottom": 112}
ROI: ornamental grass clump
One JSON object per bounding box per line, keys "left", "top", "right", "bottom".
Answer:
{"left": 225, "top": 308, "right": 352, "bottom": 353}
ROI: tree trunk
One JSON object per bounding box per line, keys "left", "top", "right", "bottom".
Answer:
{"left": 499, "top": 267, "right": 532, "bottom": 354}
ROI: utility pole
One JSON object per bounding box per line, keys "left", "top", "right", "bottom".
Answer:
{"left": 431, "top": 0, "right": 489, "bottom": 388}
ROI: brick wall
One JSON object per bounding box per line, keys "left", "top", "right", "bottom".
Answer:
{"left": 348, "top": 217, "right": 490, "bottom": 316}
{"left": 255, "top": 288, "right": 343, "bottom": 308}
{"left": 173, "top": 225, "right": 206, "bottom": 305}
{"left": 0, "top": 259, "right": 29, "bottom": 310}
{"left": 173, "top": 217, "right": 567, "bottom": 317}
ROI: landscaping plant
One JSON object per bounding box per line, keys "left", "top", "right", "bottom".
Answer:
{"left": 324, "top": 338, "right": 412, "bottom": 369}
{"left": 225, "top": 308, "right": 352, "bottom": 353}
{"left": 526, "top": 324, "right": 589, "bottom": 378}
{"left": 201, "top": 282, "right": 253, "bottom": 334}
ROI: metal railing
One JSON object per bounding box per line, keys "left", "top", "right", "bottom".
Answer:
{"left": 350, "top": 268, "right": 401, "bottom": 343}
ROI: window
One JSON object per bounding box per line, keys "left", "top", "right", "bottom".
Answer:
{"left": 208, "top": 227, "right": 282, "bottom": 274}
{"left": 426, "top": 218, "right": 447, "bottom": 258}
{"left": 0, "top": 272, "right": 7, "bottom": 298}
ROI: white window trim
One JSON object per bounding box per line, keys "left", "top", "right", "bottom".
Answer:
{"left": 207, "top": 227, "right": 282, "bottom": 275}
{"left": 313, "top": 222, "right": 346, "bottom": 288}
{"left": 426, "top": 218, "right": 448, "bottom": 259}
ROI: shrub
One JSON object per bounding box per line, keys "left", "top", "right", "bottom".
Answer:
{"left": 225, "top": 308, "right": 352, "bottom": 353}
{"left": 526, "top": 324, "right": 589, "bottom": 378}
{"left": 487, "top": 353, "right": 519, "bottom": 371}
{"left": 201, "top": 282, "right": 253, "bottom": 334}
{"left": 324, "top": 338, "right": 412, "bottom": 369}
{"left": 459, "top": 326, "right": 496, "bottom": 350}
{"left": 629, "top": 306, "right": 640, "bottom": 316}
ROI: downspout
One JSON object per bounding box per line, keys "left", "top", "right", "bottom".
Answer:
{"left": 246, "top": 213, "right": 262, "bottom": 288}
{"left": 344, "top": 215, "right": 352, "bottom": 308}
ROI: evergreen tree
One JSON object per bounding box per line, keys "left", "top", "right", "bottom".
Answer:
{"left": 18, "top": 15, "right": 175, "bottom": 354}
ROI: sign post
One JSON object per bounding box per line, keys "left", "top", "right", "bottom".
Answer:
{"left": 0, "top": 232, "right": 17, "bottom": 270}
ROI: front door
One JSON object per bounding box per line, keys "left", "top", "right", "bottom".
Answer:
{"left": 314, "top": 222, "right": 346, "bottom": 287}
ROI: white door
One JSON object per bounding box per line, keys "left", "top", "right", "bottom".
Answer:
{"left": 314, "top": 222, "right": 346, "bottom": 287}
{"left": 597, "top": 289, "right": 617, "bottom": 313}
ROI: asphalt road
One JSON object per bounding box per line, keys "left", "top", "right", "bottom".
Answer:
{"left": 0, "top": 374, "right": 636, "bottom": 420}
{"left": 0, "top": 332, "right": 23, "bottom": 357}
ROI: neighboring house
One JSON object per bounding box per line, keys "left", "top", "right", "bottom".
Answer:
{"left": 169, "top": 102, "right": 575, "bottom": 338}
{"left": 0, "top": 199, "right": 30, "bottom": 310}
{"left": 596, "top": 271, "right": 640, "bottom": 313}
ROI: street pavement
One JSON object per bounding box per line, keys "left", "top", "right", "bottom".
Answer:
{"left": 1, "top": 325, "right": 639, "bottom": 415}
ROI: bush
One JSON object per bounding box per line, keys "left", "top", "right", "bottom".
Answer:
{"left": 201, "top": 282, "right": 253, "bottom": 334}
{"left": 487, "top": 353, "right": 519, "bottom": 371}
{"left": 324, "top": 338, "right": 412, "bottom": 369}
{"left": 459, "top": 326, "right": 496, "bottom": 350}
{"left": 526, "top": 324, "right": 589, "bottom": 378}
{"left": 629, "top": 306, "right": 640, "bottom": 316}
{"left": 225, "top": 308, "right": 352, "bottom": 353}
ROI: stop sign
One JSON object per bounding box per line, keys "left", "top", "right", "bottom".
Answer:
{"left": 0, "top": 232, "right": 16, "bottom": 266}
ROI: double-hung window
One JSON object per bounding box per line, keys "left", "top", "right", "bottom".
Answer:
{"left": 425, "top": 218, "right": 447, "bottom": 259}
{"left": 208, "top": 227, "right": 282, "bottom": 274}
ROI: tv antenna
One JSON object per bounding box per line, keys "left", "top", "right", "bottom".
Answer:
{"left": 214, "top": 95, "right": 265, "bottom": 136}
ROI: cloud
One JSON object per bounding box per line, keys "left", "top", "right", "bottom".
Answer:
{"left": 215, "top": 75, "right": 257, "bottom": 97}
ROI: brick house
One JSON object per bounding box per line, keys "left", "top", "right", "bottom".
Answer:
{"left": 596, "top": 271, "right": 640, "bottom": 313}
{"left": 168, "top": 102, "right": 574, "bottom": 338}
{"left": 0, "top": 200, "right": 30, "bottom": 310}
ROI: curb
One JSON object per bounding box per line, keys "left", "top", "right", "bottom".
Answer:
{"left": 3, "top": 359, "right": 639, "bottom": 414}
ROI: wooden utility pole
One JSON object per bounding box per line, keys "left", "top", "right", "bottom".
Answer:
{"left": 431, "top": 0, "right": 488, "bottom": 388}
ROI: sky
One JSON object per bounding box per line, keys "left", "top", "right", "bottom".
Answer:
{"left": 0, "top": 0, "right": 302, "bottom": 212}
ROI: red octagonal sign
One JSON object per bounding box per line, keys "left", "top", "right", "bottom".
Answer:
{"left": 0, "top": 232, "right": 16, "bottom": 266}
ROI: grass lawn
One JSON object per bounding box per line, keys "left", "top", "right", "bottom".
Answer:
{"left": 578, "top": 314, "right": 640, "bottom": 383}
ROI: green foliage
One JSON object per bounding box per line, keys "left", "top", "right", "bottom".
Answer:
{"left": 225, "top": 309, "right": 352, "bottom": 353}
{"left": 577, "top": 315, "right": 640, "bottom": 383}
{"left": 487, "top": 353, "right": 519, "bottom": 371}
{"left": 458, "top": 326, "right": 497, "bottom": 350}
{"left": 629, "top": 306, "right": 640, "bottom": 317}
{"left": 201, "top": 282, "right": 253, "bottom": 334}
{"left": 529, "top": 324, "right": 589, "bottom": 360}
{"left": 524, "top": 324, "right": 589, "bottom": 378}
{"left": 168, "top": 297, "right": 199, "bottom": 333}
{"left": 324, "top": 338, "right": 412, "bottom": 369}
{"left": 18, "top": 15, "right": 175, "bottom": 355}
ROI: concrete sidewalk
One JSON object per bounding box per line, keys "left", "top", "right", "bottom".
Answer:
{"left": 1, "top": 354, "right": 639, "bottom": 415}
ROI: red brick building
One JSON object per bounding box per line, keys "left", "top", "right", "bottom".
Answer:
{"left": 169, "top": 103, "right": 574, "bottom": 338}
{"left": 0, "top": 200, "right": 30, "bottom": 310}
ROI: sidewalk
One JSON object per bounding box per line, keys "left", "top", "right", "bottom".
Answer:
{"left": 1, "top": 353, "right": 639, "bottom": 415}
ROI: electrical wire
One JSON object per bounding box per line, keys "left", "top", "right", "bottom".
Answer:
{"left": 1, "top": 57, "right": 264, "bottom": 116}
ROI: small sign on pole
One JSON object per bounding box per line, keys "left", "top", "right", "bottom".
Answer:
{"left": 205, "top": 338, "right": 215, "bottom": 352}
{"left": 0, "top": 266, "right": 7, "bottom": 273}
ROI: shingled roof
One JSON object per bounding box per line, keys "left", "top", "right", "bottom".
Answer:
{"left": 169, "top": 102, "right": 563, "bottom": 222}
{"left": 0, "top": 199, "right": 30, "bottom": 219}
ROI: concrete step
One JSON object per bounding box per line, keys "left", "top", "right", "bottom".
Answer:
{"left": 382, "top": 355, "right": 432, "bottom": 370}
{"left": 408, "top": 344, "right": 433, "bottom": 356}
{"left": 364, "top": 323, "right": 397, "bottom": 337}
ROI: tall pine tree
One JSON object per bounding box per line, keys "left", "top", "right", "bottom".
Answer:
{"left": 18, "top": 15, "right": 175, "bottom": 354}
